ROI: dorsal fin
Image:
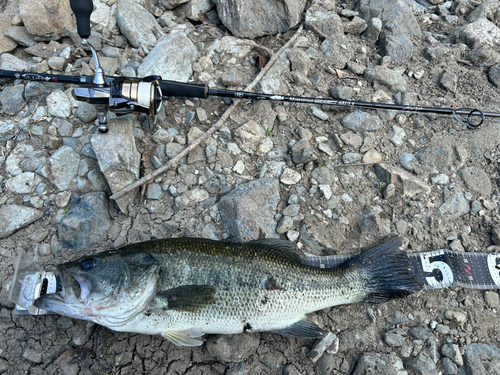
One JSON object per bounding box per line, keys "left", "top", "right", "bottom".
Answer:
{"left": 249, "top": 239, "right": 305, "bottom": 264}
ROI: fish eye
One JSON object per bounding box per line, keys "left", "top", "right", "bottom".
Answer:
{"left": 81, "top": 258, "right": 96, "bottom": 271}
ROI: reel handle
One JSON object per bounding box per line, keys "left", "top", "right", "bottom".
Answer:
{"left": 70, "top": 0, "right": 93, "bottom": 39}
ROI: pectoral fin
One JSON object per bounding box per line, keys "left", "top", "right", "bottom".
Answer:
{"left": 161, "top": 328, "right": 205, "bottom": 346}
{"left": 157, "top": 285, "right": 216, "bottom": 313}
{"left": 271, "top": 320, "right": 327, "bottom": 339}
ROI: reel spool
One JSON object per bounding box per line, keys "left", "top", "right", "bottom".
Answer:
{"left": 109, "top": 75, "right": 163, "bottom": 116}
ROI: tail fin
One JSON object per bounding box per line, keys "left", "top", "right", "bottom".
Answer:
{"left": 349, "top": 237, "right": 422, "bottom": 304}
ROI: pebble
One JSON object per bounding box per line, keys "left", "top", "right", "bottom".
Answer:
{"left": 438, "top": 357, "right": 457, "bottom": 375}
{"left": 341, "top": 110, "right": 383, "bottom": 132}
{"left": 288, "top": 194, "right": 299, "bottom": 204}
{"left": 362, "top": 149, "right": 382, "bottom": 163}
{"left": 287, "top": 229, "right": 300, "bottom": 242}
{"left": 444, "top": 310, "right": 467, "bottom": 324}
{"left": 435, "top": 324, "right": 450, "bottom": 334}
{"left": 390, "top": 125, "right": 406, "bottom": 146}
{"left": 318, "top": 143, "right": 334, "bottom": 156}
{"left": 46, "top": 90, "right": 72, "bottom": 118}
{"left": 384, "top": 329, "right": 405, "bottom": 347}
{"left": 342, "top": 152, "right": 361, "bottom": 164}
{"left": 146, "top": 184, "right": 163, "bottom": 199}
{"left": 441, "top": 343, "right": 463, "bottom": 366}
{"left": 484, "top": 291, "right": 499, "bottom": 308}
{"left": 392, "top": 311, "right": 405, "bottom": 325}
{"left": 283, "top": 204, "right": 299, "bottom": 217}
{"left": 409, "top": 324, "right": 432, "bottom": 340}
{"left": 276, "top": 215, "right": 293, "bottom": 234}
{"left": 431, "top": 173, "right": 450, "bottom": 185}
{"left": 319, "top": 184, "right": 333, "bottom": 200}
{"left": 233, "top": 160, "right": 245, "bottom": 174}
{"left": 280, "top": 168, "right": 302, "bottom": 185}
{"left": 310, "top": 106, "right": 329, "bottom": 120}
{"left": 406, "top": 352, "right": 437, "bottom": 375}
{"left": 400, "top": 153, "right": 417, "bottom": 171}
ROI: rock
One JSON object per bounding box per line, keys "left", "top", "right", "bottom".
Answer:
{"left": 409, "top": 325, "right": 433, "bottom": 340}
{"left": 49, "top": 146, "right": 80, "bottom": 191}
{"left": 464, "top": 343, "right": 500, "bottom": 375}
{"left": 166, "top": 143, "right": 185, "bottom": 159}
{"left": 321, "top": 34, "right": 353, "bottom": 69}
{"left": 90, "top": 0, "right": 116, "bottom": 29}
{"left": 219, "top": 178, "right": 280, "bottom": 242}
{"left": 234, "top": 120, "right": 266, "bottom": 154}
{"left": 489, "top": 63, "right": 500, "bottom": 87}
{"left": 276, "top": 216, "right": 293, "bottom": 234}
{"left": 415, "top": 145, "right": 453, "bottom": 171}
{"left": 363, "top": 17, "right": 383, "bottom": 42}
{"left": 484, "top": 291, "right": 499, "bottom": 308}
{"left": 116, "top": 0, "right": 163, "bottom": 51}
{"left": 0, "top": 53, "right": 29, "bottom": 71}
{"left": 258, "top": 53, "right": 291, "bottom": 94}
{"left": 213, "top": 0, "right": 306, "bottom": 38}
{"left": 440, "top": 70, "right": 458, "bottom": 92}
{"left": 457, "top": 18, "right": 500, "bottom": 50}
{"left": 305, "top": 3, "right": 344, "bottom": 39}
{"left": 0, "top": 121, "right": 17, "bottom": 141}
{"left": 442, "top": 343, "right": 464, "bottom": 366}
{"left": 364, "top": 66, "right": 407, "bottom": 92}
{"left": 0, "top": 85, "right": 26, "bottom": 115}
{"left": 311, "top": 166, "right": 334, "bottom": 185}
{"left": 179, "top": 0, "right": 214, "bottom": 21}
{"left": 374, "top": 163, "right": 431, "bottom": 199}
{"left": 0, "top": 14, "right": 18, "bottom": 54}
{"left": 22, "top": 347, "right": 43, "bottom": 364}
{"left": 4, "top": 26, "right": 36, "bottom": 47}
{"left": 19, "top": 0, "right": 75, "bottom": 41}
{"left": 363, "top": 149, "right": 382, "bottom": 163}
{"left": 292, "top": 139, "right": 316, "bottom": 164}
{"left": 382, "top": 34, "right": 415, "bottom": 63}
{"left": 342, "top": 153, "right": 362, "bottom": 164}
{"left": 52, "top": 118, "right": 73, "bottom": 137}
{"left": 438, "top": 358, "right": 457, "bottom": 375}
{"left": 311, "top": 106, "right": 329, "bottom": 120}
{"left": 91, "top": 117, "right": 140, "bottom": 214}
{"left": 25, "top": 81, "right": 49, "bottom": 104}
{"left": 58, "top": 193, "right": 112, "bottom": 252}
{"left": 385, "top": 328, "right": 405, "bottom": 347}
{"left": 492, "top": 227, "right": 500, "bottom": 245}
{"left": 146, "top": 184, "right": 163, "bottom": 200}
{"left": 329, "top": 86, "right": 354, "bottom": 100}
{"left": 353, "top": 352, "right": 406, "bottom": 375}
{"left": 161, "top": 0, "right": 190, "bottom": 9}
{"left": 439, "top": 188, "right": 470, "bottom": 220}
{"left": 138, "top": 31, "right": 199, "bottom": 82}
{"left": 341, "top": 110, "right": 383, "bottom": 132}
{"left": 406, "top": 352, "right": 437, "bottom": 375}
{"left": 459, "top": 167, "right": 492, "bottom": 196}
{"left": 280, "top": 168, "right": 302, "bottom": 185}
{"left": 0, "top": 205, "right": 44, "bottom": 239}
{"left": 360, "top": 205, "right": 391, "bottom": 238}
{"left": 0, "top": 358, "right": 9, "bottom": 373}
{"left": 283, "top": 204, "right": 299, "bottom": 217}
{"left": 75, "top": 102, "right": 98, "bottom": 123}
{"left": 206, "top": 333, "right": 260, "bottom": 363}
{"left": 444, "top": 310, "right": 467, "bottom": 324}
{"left": 47, "top": 90, "right": 72, "bottom": 118}
{"left": 5, "top": 172, "right": 43, "bottom": 194}
{"left": 390, "top": 126, "right": 405, "bottom": 146}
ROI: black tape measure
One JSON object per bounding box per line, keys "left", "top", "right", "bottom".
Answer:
{"left": 304, "top": 249, "right": 500, "bottom": 290}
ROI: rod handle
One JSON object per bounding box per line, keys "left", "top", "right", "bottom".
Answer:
{"left": 160, "top": 80, "right": 208, "bottom": 98}
{"left": 70, "top": 0, "right": 93, "bottom": 39}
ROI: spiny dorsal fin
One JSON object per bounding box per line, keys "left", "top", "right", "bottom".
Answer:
{"left": 249, "top": 239, "right": 305, "bottom": 264}
{"left": 157, "top": 285, "right": 216, "bottom": 313}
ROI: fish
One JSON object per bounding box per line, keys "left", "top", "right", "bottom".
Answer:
{"left": 35, "top": 236, "right": 421, "bottom": 346}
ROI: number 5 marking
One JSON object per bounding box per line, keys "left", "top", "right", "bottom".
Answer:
{"left": 420, "top": 251, "right": 454, "bottom": 288}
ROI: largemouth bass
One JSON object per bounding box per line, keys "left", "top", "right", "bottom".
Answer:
{"left": 35, "top": 237, "right": 421, "bottom": 346}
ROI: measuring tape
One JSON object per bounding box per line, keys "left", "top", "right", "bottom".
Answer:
{"left": 305, "top": 249, "right": 500, "bottom": 290}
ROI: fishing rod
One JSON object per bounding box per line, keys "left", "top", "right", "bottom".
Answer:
{"left": 1, "top": 0, "right": 499, "bottom": 132}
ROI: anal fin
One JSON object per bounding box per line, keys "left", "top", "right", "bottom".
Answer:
{"left": 270, "top": 320, "right": 327, "bottom": 339}
{"left": 161, "top": 328, "right": 205, "bottom": 346}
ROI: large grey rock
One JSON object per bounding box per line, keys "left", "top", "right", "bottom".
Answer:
{"left": 19, "top": 0, "right": 75, "bottom": 41}
{"left": 464, "top": 343, "right": 500, "bottom": 375}
{"left": 47, "top": 90, "right": 72, "bottom": 118}
{"left": 459, "top": 167, "right": 492, "bottom": 196}
{"left": 341, "top": 110, "right": 383, "bottom": 132}
{"left": 5, "top": 26, "right": 37, "bottom": 47}
{"left": 91, "top": 117, "right": 140, "bottom": 214}
{"left": 0, "top": 205, "right": 43, "bottom": 239}
{"left": 364, "top": 66, "right": 407, "bottom": 92}
{"left": 456, "top": 18, "right": 500, "bottom": 51}
{"left": 58, "top": 193, "right": 111, "bottom": 252}
{"left": 439, "top": 188, "right": 470, "bottom": 220}
{"left": 0, "top": 14, "right": 18, "bottom": 54}
{"left": 359, "top": 0, "right": 421, "bottom": 61}
{"left": 214, "top": 0, "right": 307, "bottom": 38}
{"left": 0, "top": 85, "right": 26, "bottom": 115}
{"left": 0, "top": 54, "right": 29, "bottom": 71}
{"left": 49, "top": 146, "right": 81, "bottom": 191}
{"left": 117, "top": 0, "right": 163, "bottom": 51}
{"left": 219, "top": 178, "right": 280, "bottom": 242}
{"left": 305, "top": 2, "right": 344, "bottom": 39}
{"left": 138, "top": 32, "right": 199, "bottom": 82}
{"left": 5, "top": 172, "right": 43, "bottom": 194}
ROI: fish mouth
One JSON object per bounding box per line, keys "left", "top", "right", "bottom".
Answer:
{"left": 34, "top": 267, "right": 83, "bottom": 312}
